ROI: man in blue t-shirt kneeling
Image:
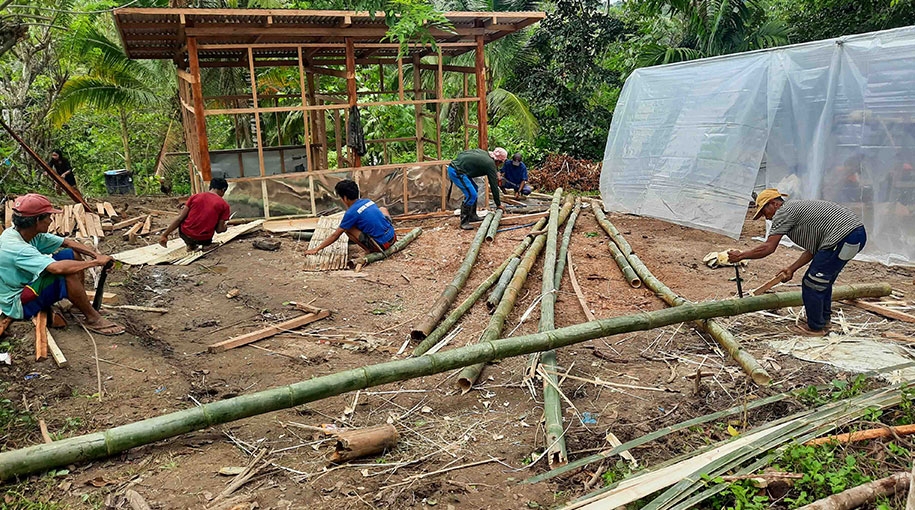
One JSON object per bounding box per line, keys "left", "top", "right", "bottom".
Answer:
{"left": 305, "top": 180, "right": 397, "bottom": 256}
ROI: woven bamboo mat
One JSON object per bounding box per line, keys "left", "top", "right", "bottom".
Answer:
{"left": 303, "top": 213, "right": 348, "bottom": 271}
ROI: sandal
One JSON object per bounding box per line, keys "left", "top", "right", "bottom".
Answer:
{"left": 83, "top": 319, "right": 125, "bottom": 336}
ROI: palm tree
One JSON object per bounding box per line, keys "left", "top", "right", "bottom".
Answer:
{"left": 49, "top": 24, "right": 164, "bottom": 172}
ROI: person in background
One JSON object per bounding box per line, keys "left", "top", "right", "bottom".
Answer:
{"left": 0, "top": 193, "right": 123, "bottom": 335}
{"left": 159, "top": 178, "right": 231, "bottom": 252}
{"left": 448, "top": 148, "right": 505, "bottom": 230}
{"left": 304, "top": 179, "right": 396, "bottom": 255}
{"left": 728, "top": 189, "right": 866, "bottom": 336}
{"left": 48, "top": 150, "right": 77, "bottom": 190}
{"left": 500, "top": 153, "right": 532, "bottom": 197}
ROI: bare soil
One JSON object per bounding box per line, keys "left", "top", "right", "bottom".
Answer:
{"left": 2, "top": 196, "right": 914, "bottom": 509}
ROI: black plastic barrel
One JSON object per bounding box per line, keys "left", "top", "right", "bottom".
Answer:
{"left": 104, "top": 169, "right": 134, "bottom": 195}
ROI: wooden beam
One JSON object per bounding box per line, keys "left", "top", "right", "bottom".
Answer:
{"left": 248, "top": 47, "right": 267, "bottom": 178}
{"left": 187, "top": 37, "right": 212, "bottom": 181}
{"left": 345, "top": 37, "right": 360, "bottom": 167}
{"left": 47, "top": 330, "right": 67, "bottom": 368}
{"left": 419, "top": 63, "right": 477, "bottom": 74}
{"left": 208, "top": 310, "right": 331, "bottom": 352}
{"left": 203, "top": 96, "right": 479, "bottom": 116}
{"left": 226, "top": 158, "right": 451, "bottom": 182}
{"left": 32, "top": 313, "right": 47, "bottom": 362}
{"left": 845, "top": 300, "right": 915, "bottom": 323}
{"left": 475, "top": 35, "right": 488, "bottom": 150}
{"left": 413, "top": 54, "right": 423, "bottom": 163}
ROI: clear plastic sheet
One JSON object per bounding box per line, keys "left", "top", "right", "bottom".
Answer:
{"left": 601, "top": 26, "right": 915, "bottom": 265}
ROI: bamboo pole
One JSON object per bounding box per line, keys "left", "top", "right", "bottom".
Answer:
{"left": 411, "top": 214, "right": 495, "bottom": 340}
{"left": 592, "top": 207, "right": 641, "bottom": 288}
{"left": 538, "top": 190, "right": 567, "bottom": 466}
{"left": 595, "top": 208, "right": 770, "bottom": 385}
{"left": 413, "top": 216, "right": 552, "bottom": 356}
{"left": 457, "top": 192, "right": 570, "bottom": 393}
{"left": 486, "top": 257, "right": 521, "bottom": 312}
{"left": 795, "top": 473, "right": 909, "bottom": 510}
{"left": 485, "top": 209, "right": 503, "bottom": 242}
{"left": 0, "top": 284, "right": 890, "bottom": 480}
{"left": 351, "top": 227, "right": 422, "bottom": 269}
{"left": 554, "top": 199, "right": 581, "bottom": 290}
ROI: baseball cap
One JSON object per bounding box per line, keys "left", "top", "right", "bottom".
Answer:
{"left": 12, "top": 193, "right": 63, "bottom": 217}
{"left": 753, "top": 188, "right": 787, "bottom": 220}
{"left": 490, "top": 147, "right": 508, "bottom": 162}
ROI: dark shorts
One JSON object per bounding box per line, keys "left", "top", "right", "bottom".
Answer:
{"left": 179, "top": 225, "right": 213, "bottom": 248}
{"left": 359, "top": 231, "right": 397, "bottom": 253}
{"left": 21, "top": 249, "right": 74, "bottom": 319}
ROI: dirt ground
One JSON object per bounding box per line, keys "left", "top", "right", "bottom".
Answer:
{"left": 2, "top": 195, "right": 914, "bottom": 509}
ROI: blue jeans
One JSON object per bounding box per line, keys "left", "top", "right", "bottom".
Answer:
{"left": 802, "top": 226, "right": 867, "bottom": 330}
{"left": 22, "top": 249, "right": 74, "bottom": 319}
{"left": 447, "top": 166, "right": 477, "bottom": 206}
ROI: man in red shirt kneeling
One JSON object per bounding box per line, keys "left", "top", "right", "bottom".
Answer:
{"left": 159, "top": 178, "right": 231, "bottom": 251}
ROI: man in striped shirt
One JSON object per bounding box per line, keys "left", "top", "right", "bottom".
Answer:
{"left": 728, "top": 189, "right": 866, "bottom": 336}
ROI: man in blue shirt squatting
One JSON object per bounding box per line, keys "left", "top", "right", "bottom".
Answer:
{"left": 500, "top": 152, "right": 532, "bottom": 197}
{"left": 448, "top": 147, "right": 506, "bottom": 230}
{"left": 0, "top": 194, "right": 124, "bottom": 335}
{"left": 305, "top": 179, "right": 397, "bottom": 256}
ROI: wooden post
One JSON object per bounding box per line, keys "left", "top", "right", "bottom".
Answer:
{"left": 435, "top": 47, "right": 443, "bottom": 160}
{"left": 345, "top": 37, "right": 361, "bottom": 167}
{"left": 297, "top": 48, "right": 313, "bottom": 174}
{"left": 474, "top": 35, "right": 490, "bottom": 207}
{"left": 333, "top": 110, "right": 343, "bottom": 168}
{"left": 186, "top": 37, "right": 212, "bottom": 181}
{"left": 413, "top": 54, "right": 424, "bottom": 164}
{"left": 398, "top": 57, "right": 405, "bottom": 101}
{"left": 247, "top": 48, "right": 269, "bottom": 217}
{"left": 463, "top": 75, "right": 470, "bottom": 150}
{"left": 306, "top": 72, "right": 326, "bottom": 170}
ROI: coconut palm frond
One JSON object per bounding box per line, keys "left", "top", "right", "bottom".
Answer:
{"left": 488, "top": 88, "right": 538, "bottom": 140}
{"left": 49, "top": 76, "right": 159, "bottom": 127}
{"left": 742, "top": 19, "right": 790, "bottom": 51}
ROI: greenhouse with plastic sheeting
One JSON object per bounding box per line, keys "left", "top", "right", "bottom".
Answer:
{"left": 600, "top": 26, "right": 915, "bottom": 265}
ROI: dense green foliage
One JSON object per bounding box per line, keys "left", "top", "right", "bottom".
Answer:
{"left": 0, "top": 0, "right": 913, "bottom": 199}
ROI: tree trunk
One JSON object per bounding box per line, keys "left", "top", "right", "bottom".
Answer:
{"left": 0, "top": 283, "right": 890, "bottom": 481}
{"left": 119, "top": 107, "right": 132, "bottom": 173}
{"left": 411, "top": 213, "right": 495, "bottom": 340}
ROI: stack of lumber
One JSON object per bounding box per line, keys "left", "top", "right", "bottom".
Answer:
{"left": 112, "top": 219, "right": 264, "bottom": 266}
{"left": 303, "top": 213, "right": 348, "bottom": 271}
{"left": 3, "top": 199, "right": 108, "bottom": 239}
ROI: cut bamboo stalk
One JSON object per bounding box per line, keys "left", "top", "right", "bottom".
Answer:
{"left": 0, "top": 283, "right": 891, "bottom": 480}
{"left": 412, "top": 214, "right": 559, "bottom": 356}
{"left": 327, "top": 424, "right": 399, "bottom": 463}
{"left": 486, "top": 257, "right": 521, "bottom": 312}
{"left": 411, "top": 214, "right": 495, "bottom": 340}
{"left": 806, "top": 423, "right": 915, "bottom": 446}
{"left": 32, "top": 313, "right": 47, "bottom": 361}
{"left": 795, "top": 472, "right": 909, "bottom": 510}
{"left": 538, "top": 189, "right": 568, "bottom": 467}
{"left": 553, "top": 199, "right": 581, "bottom": 290}
{"left": 457, "top": 192, "right": 570, "bottom": 393}
{"left": 592, "top": 207, "right": 641, "bottom": 288}
{"left": 595, "top": 209, "right": 770, "bottom": 385}
{"left": 485, "top": 209, "right": 503, "bottom": 242}
{"left": 351, "top": 227, "right": 422, "bottom": 269}
{"left": 208, "top": 310, "right": 330, "bottom": 352}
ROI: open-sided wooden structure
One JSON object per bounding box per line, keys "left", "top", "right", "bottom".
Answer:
{"left": 113, "top": 8, "right": 544, "bottom": 217}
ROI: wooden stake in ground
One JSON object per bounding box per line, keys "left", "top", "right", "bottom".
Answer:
{"left": 412, "top": 214, "right": 495, "bottom": 340}
{"left": 327, "top": 424, "right": 399, "bottom": 463}
{"left": 32, "top": 312, "right": 47, "bottom": 361}
{"left": 0, "top": 283, "right": 892, "bottom": 481}
{"left": 796, "top": 472, "right": 909, "bottom": 510}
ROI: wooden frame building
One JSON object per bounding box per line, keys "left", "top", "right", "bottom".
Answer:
{"left": 113, "top": 8, "right": 544, "bottom": 217}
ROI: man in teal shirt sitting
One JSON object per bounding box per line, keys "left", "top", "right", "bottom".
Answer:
{"left": 0, "top": 194, "right": 124, "bottom": 335}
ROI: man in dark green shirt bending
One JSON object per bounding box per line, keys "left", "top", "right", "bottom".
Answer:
{"left": 448, "top": 148, "right": 505, "bottom": 230}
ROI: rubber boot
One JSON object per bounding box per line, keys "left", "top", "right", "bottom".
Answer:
{"left": 467, "top": 200, "right": 483, "bottom": 223}
{"left": 459, "top": 204, "right": 474, "bottom": 230}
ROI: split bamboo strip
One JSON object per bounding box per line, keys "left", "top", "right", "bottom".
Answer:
{"left": 0, "top": 283, "right": 890, "bottom": 480}
{"left": 413, "top": 217, "right": 553, "bottom": 356}
{"left": 553, "top": 199, "right": 581, "bottom": 290}
{"left": 592, "top": 207, "right": 641, "bottom": 288}
{"left": 595, "top": 209, "right": 770, "bottom": 385}
{"left": 304, "top": 213, "right": 348, "bottom": 271}
{"left": 411, "top": 213, "right": 495, "bottom": 340}
{"left": 485, "top": 209, "right": 503, "bottom": 242}
{"left": 486, "top": 257, "right": 521, "bottom": 312}
{"left": 538, "top": 190, "right": 568, "bottom": 466}
{"left": 352, "top": 227, "right": 422, "bottom": 268}
{"left": 457, "top": 192, "right": 569, "bottom": 392}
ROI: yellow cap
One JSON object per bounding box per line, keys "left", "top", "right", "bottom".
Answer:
{"left": 753, "top": 188, "right": 788, "bottom": 220}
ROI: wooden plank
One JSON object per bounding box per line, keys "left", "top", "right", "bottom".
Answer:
{"left": 845, "top": 299, "right": 915, "bottom": 323}
{"left": 89, "top": 213, "right": 105, "bottom": 238}
{"left": 97, "top": 203, "right": 105, "bottom": 215}
{"left": 113, "top": 219, "right": 264, "bottom": 266}
{"left": 47, "top": 330, "right": 68, "bottom": 368}
{"left": 73, "top": 205, "right": 89, "bottom": 238}
{"left": 32, "top": 313, "right": 47, "bottom": 361}
{"left": 125, "top": 221, "right": 144, "bottom": 242}
{"left": 103, "top": 202, "right": 118, "bottom": 218}
{"left": 85, "top": 291, "right": 118, "bottom": 305}
{"left": 263, "top": 217, "right": 321, "bottom": 233}
{"left": 751, "top": 275, "right": 784, "bottom": 296}
{"left": 107, "top": 215, "right": 147, "bottom": 231}
{"left": 139, "top": 215, "right": 152, "bottom": 235}
{"left": 208, "top": 310, "right": 330, "bottom": 352}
